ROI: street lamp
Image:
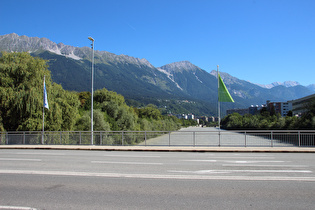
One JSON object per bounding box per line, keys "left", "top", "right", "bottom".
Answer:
{"left": 88, "top": 37, "right": 94, "bottom": 145}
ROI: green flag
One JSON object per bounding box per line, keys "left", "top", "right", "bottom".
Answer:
{"left": 218, "top": 73, "right": 234, "bottom": 102}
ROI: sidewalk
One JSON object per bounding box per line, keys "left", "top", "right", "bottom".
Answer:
{"left": 1, "top": 145, "right": 315, "bottom": 153}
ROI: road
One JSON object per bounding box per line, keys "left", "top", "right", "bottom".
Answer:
{"left": 1, "top": 149, "right": 315, "bottom": 209}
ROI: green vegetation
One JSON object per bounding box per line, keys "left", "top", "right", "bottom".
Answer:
{"left": 0, "top": 52, "right": 80, "bottom": 131}
{"left": 0, "top": 52, "right": 183, "bottom": 133}
{"left": 221, "top": 101, "right": 315, "bottom": 130}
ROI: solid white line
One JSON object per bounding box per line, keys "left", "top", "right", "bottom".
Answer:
{"left": 181, "top": 160, "right": 217, "bottom": 162}
{"left": 210, "top": 157, "right": 275, "bottom": 159}
{"left": 225, "top": 160, "right": 286, "bottom": 163}
{"left": 0, "top": 158, "right": 41, "bottom": 162}
{"left": 0, "top": 205, "right": 37, "bottom": 210}
{"left": 103, "top": 155, "right": 160, "bottom": 158}
{"left": 171, "top": 169, "right": 313, "bottom": 174}
{"left": 182, "top": 160, "right": 285, "bottom": 163}
{"left": 16, "top": 152, "right": 66, "bottom": 156}
{"left": 91, "top": 161, "right": 163, "bottom": 165}
{"left": 1, "top": 169, "right": 315, "bottom": 182}
{"left": 222, "top": 164, "right": 308, "bottom": 168}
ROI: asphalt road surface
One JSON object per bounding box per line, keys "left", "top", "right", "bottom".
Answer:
{"left": 1, "top": 149, "right": 315, "bottom": 209}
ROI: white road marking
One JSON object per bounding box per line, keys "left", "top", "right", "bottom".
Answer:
{"left": 16, "top": 152, "right": 66, "bottom": 156}
{"left": 103, "top": 155, "right": 160, "bottom": 158}
{"left": 225, "top": 160, "right": 286, "bottom": 163}
{"left": 209, "top": 156, "right": 275, "bottom": 159}
{"left": 0, "top": 158, "right": 41, "bottom": 162}
{"left": 91, "top": 161, "right": 163, "bottom": 165}
{"left": 1, "top": 169, "right": 315, "bottom": 182}
{"left": 222, "top": 164, "right": 308, "bottom": 168}
{"left": 182, "top": 160, "right": 285, "bottom": 163}
{"left": 181, "top": 160, "right": 218, "bottom": 162}
{"left": 168, "top": 169, "right": 312, "bottom": 174}
{"left": 0, "top": 205, "right": 37, "bottom": 210}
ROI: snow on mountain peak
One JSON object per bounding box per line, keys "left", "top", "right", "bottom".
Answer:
{"left": 159, "top": 61, "right": 201, "bottom": 73}
{"left": 0, "top": 33, "right": 82, "bottom": 60}
{"left": 256, "top": 81, "right": 301, "bottom": 89}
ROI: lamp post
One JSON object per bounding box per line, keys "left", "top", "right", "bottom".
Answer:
{"left": 88, "top": 37, "right": 94, "bottom": 145}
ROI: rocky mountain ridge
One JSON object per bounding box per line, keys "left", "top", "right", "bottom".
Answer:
{"left": 256, "top": 81, "right": 301, "bottom": 89}
{"left": 1, "top": 33, "right": 313, "bottom": 91}
{"left": 1, "top": 33, "right": 314, "bottom": 115}
{"left": 0, "top": 33, "right": 154, "bottom": 68}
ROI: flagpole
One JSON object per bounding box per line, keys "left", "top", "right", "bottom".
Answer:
{"left": 42, "top": 75, "right": 45, "bottom": 145}
{"left": 217, "top": 65, "right": 221, "bottom": 146}
{"left": 217, "top": 65, "right": 220, "bottom": 130}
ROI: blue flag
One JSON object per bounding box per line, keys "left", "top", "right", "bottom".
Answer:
{"left": 44, "top": 78, "right": 49, "bottom": 109}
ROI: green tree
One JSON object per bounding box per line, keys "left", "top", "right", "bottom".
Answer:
{"left": 137, "top": 104, "right": 162, "bottom": 120}
{"left": 93, "top": 88, "right": 139, "bottom": 131}
{"left": 78, "top": 91, "right": 91, "bottom": 108}
{"left": 0, "top": 52, "right": 50, "bottom": 131}
{"left": 74, "top": 109, "right": 111, "bottom": 131}
{"left": 50, "top": 84, "right": 80, "bottom": 130}
{"left": 297, "top": 99, "right": 315, "bottom": 129}
{"left": 0, "top": 52, "right": 80, "bottom": 131}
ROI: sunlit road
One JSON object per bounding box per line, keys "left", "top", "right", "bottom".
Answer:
{"left": 1, "top": 149, "right": 315, "bottom": 209}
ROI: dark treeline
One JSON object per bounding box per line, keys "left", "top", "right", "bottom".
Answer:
{"left": 0, "top": 52, "right": 193, "bottom": 132}
{"left": 221, "top": 103, "right": 315, "bottom": 130}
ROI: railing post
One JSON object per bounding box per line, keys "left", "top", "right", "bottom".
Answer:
{"left": 271, "top": 131, "right": 273, "bottom": 147}
{"left": 6, "top": 132, "right": 8, "bottom": 145}
{"left": 145, "top": 131, "right": 147, "bottom": 146}
{"left": 169, "top": 131, "right": 171, "bottom": 146}
{"left": 193, "top": 131, "right": 195, "bottom": 147}
{"left": 298, "top": 131, "right": 301, "bottom": 147}
{"left": 79, "top": 131, "right": 82, "bottom": 145}
{"left": 41, "top": 131, "right": 44, "bottom": 145}
{"left": 100, "top": 132, "right": 102, "bottom": 145}
{"left": 122, "top": 131, "right": 124, "bottom": 146}
{"left": 60, "top": 131, "right": 62, "bottom": 144}
{"left": 23, "top": 132, "right": 25, "bottom": 144}
{"left": 218, "top": 130, "right": 221, "bottom": 147}
{"left": 244, "top": 131, "right": 247, "bottom": 147}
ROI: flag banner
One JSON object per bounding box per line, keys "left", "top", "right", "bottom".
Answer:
{"left": 44, "top": 78, "right": 49, "bottom": 109}
{"left": 218, "top": 73, "right": 234, "bottom": 102}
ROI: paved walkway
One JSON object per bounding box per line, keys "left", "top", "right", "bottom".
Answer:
{"left": 139, "top": 127, "right": 296, "bottom": 147}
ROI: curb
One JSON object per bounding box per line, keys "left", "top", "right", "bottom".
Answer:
{"left": 1, "top": 145, "right": 315, "bottom": 153}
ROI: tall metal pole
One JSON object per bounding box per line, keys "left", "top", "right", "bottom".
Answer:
{"left": 88, "top": 37, "right": 94, "bottom": 145}
{"left": 217, "top": 65, "right": 221, "bottom": 146}
{"left": 217, "top": 65, "right": 220, "bottom": 130}
{"left": 42, "top": 75, "right": 45, "bottom": 145}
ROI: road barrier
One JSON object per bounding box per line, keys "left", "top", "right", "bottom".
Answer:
{"left": 1, "top": 130, "right": 315, "bottom": 147}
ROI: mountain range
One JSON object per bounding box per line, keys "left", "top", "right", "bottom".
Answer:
{"left": 1, "top": 33, "right": 314, "bottom": 116}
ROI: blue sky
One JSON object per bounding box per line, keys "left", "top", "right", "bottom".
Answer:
{"left": 1, "top": 0, "right": 314, "bottom": 86}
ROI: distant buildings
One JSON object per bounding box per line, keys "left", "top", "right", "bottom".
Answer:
{"left": 173, "top": 94, "right": 315, "bottom": 123}
{"left": 194, "top": 116, "right": 218, "bottom": 123}
{"left": 175, "top": 113, "right": 194, "bottom": 120}
{"left": 226, "top": 105, "right": 263, "bottom": 116}
{"left": 226, "top": 93, "right": 315, "bottom": 117}
{"left": 227, "top": 101, "right": 292, "bottom": 117}
{"left": 266, "top": 100, "right": 292, "bottom": 117}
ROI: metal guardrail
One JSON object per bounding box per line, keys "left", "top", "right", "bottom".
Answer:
{"left": 0, "top": 130, "right": 314, "bottom": 147}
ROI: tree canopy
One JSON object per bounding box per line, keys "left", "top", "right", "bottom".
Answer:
{"left": 0, "top": 52, "right": 78, "bottom": 131}
{"left": 0, "top": 52, "right": 182, "bottom": 132}
{"left": 221, "top": 101, "right": 315, "bottom": 130}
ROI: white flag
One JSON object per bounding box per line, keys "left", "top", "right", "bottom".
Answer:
{"left": 44, "top": 77, "right": 49, "bottom": 109}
